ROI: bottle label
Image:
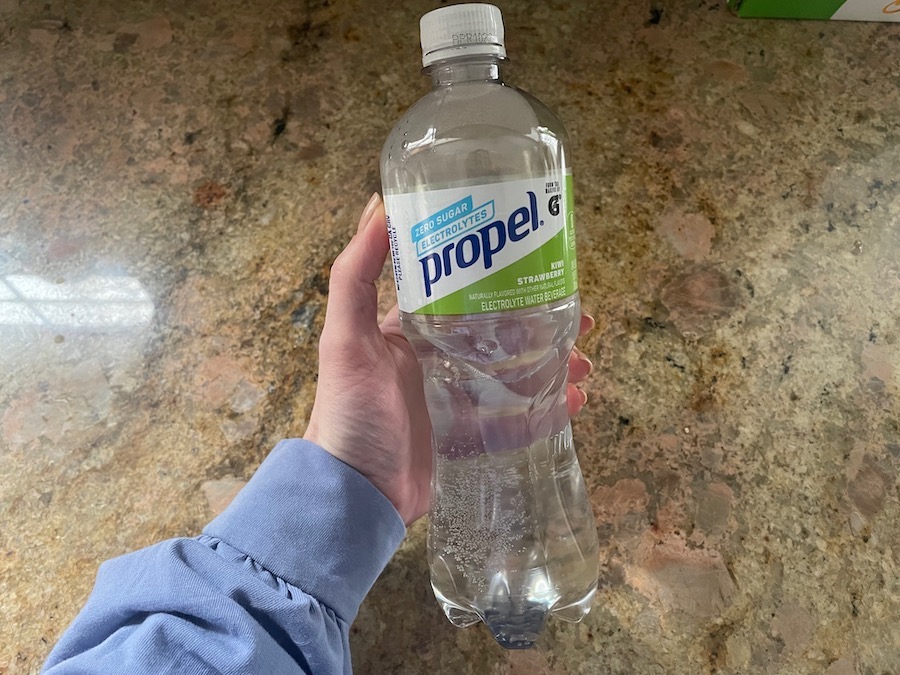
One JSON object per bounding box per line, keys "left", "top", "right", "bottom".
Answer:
{"left": 384, "top": 174, "right": 577, "bottom": 315}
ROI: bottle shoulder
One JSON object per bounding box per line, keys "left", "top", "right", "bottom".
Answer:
{"left": 381, "top": 82, "right": 569, "bottom": 168}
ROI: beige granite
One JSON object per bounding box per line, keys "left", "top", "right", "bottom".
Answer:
{"left": 1, "top": 0, "right": 898, "bottom": 673}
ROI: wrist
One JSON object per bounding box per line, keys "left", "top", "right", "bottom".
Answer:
{"left": 204, "top": 438, "right": 405, "bottom": 621}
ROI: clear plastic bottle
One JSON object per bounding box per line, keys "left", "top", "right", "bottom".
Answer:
{"left": 380, "top": 4, "right": 598, "bottom": 649}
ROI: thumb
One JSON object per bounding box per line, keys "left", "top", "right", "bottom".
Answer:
{"left": 322, "top": 194, "right": 389, "bottom": 340}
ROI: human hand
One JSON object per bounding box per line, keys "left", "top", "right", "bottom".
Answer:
{"left": 305, "top": 193, "right": 594, "bottom": 525}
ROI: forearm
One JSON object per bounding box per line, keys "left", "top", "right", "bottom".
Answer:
{"left": 44, "top": 440, "right": 406, "bottom": 674}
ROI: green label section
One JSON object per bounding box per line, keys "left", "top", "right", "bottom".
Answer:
{"left": 732, "top": 0, "right": 844, "bottom": 18}
{"left": 416, "top": 226, "right": 578, "bottom": 315}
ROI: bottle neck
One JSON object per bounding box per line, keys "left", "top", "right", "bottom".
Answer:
{"left": 426, "top": 56, "right": 505, "bottom": 87}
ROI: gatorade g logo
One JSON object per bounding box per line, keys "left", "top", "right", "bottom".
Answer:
{"left": 548, "top": 194, "right": 561, "bottom": 216}
{"left": 418, "top": 191, "right": 543, "bottom": 298}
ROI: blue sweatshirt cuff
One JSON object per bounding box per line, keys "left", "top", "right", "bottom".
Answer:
{"left": 203, "top": 438, "right": 406, "bottom": 623}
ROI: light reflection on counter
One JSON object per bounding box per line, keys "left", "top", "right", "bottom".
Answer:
{"left": 0, "top": 274, "right": 154, "bottom": 329}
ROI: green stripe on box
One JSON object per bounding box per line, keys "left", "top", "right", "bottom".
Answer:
{"left": 737, "top": 0, "right": 845, "bottom": 18}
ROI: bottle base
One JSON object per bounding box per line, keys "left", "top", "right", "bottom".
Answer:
{"left": 434, "top": 583, "right": 598, "bottom": 649}
{"left": 549, "top": 584, "right": 597, "bottom": 623}
{"left": 482, "top": 603, "right": 548, "bottom": 649}
{"left": 443, "top": 605, "right": 482, "bottom": 628}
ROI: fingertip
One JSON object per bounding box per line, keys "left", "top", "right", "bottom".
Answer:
{"left": 568, "top": 349, "right": 593, "bottom": 383}
{"left": 348, "top": 197, "right": 388, "bottom": 263}
{"left": 325, "top": 195, "right": 389, "bottom": 325}
{"left": 581, "top": 353, "right": 593, "bottom": 376}
{"left": 366, "top": 198, "right": 386, "bottom": 233}
{"left": 579, "top": 313, "right": 596, "bottom": 336}
{"left": 567, "top": 384, "right": 588, "bottom": 417}
{"left": 357, "top": 192, "right": 382, "bottom": 234}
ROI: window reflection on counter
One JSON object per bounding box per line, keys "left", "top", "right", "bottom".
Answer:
{"left": 0, "top": 274, "right": 154, "bottom": 328}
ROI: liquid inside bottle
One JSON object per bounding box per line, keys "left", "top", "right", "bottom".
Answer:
{"left": 380, "top": 3, "right": 599, "bottom": 649}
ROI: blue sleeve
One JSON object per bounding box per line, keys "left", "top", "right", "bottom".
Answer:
{"left": 43, "top": 439, "right": 407, "bottom": 675}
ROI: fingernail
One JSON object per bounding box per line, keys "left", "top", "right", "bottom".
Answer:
{"left": 357, "top": 192, "right": 381, "bottom": 234}
{"left": 580, "top": 354, "right": 593, "bottom": 374}
{"left": 581, "top": 389, "right": 588, "bottom": 406}
{"left": 584, "top": 314, "right": 596, "bottom": 330}
{"left": 573, "top": 347, "right": 593, "bottom": 372}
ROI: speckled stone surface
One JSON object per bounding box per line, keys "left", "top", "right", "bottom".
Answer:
{"left": 1, "top": 1, "right": 898, "bottom": 673}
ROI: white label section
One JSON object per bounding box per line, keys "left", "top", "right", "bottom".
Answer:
{"left": 833, "top": 0, "right": 900, "bottom": 20}
{"left": 384, "top": 175, "right": 566, "bottom": 313}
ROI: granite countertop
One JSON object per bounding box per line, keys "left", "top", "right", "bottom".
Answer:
{"left": 1, "top": 0, "right": 898, "bottom": 673}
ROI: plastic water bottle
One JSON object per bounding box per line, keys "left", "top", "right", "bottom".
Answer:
{"left": 380, "top": 4, "right": 599, "bottom": 649}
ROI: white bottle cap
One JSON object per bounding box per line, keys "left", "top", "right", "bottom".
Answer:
{"left": 420, "top": 3, "right": 506, "bottom": 67}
